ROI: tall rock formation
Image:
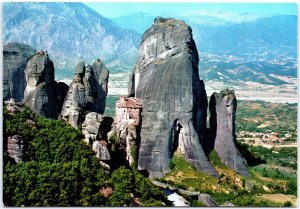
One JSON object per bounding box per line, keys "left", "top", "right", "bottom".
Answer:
{"left": 91, "top": 59, "right": 109, "bottom": 95}
{"left": 209, "top": 89, "right": 249, "bottom": 176}
{"left": 23, "top": 50, "right": 68, "bottom": 119}
{"left": 60, "top": 59, "right": 108, "bottom": 128}
{"left": 3, "top": 42, "right": 36, "bottom": 102}
{"left": 129, "top": 17, "right": 217, "bottom": 178}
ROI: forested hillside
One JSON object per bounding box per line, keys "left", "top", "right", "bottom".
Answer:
{"left": 3, "top": 106, "right": 168, "bottom": 206}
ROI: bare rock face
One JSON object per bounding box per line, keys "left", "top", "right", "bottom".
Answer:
{"left": 60, "top": 60, "right": 108, "bottom": 128}
{"left": 81, "top": 112, "right": 111, "bottom": 167}
{"left": 129, "top": 17, "right": 217, "bottom": 178}
{"left": 198, "top": 193, "right": 218, "bottom": 207}
{"left": 3, "top": 42, "right": 36, "bottom": 102}
{"left": 107, "top": 97, "right": 142, "bottom": 166}
{"left": 91, "top": 59, "right": 109, "bottom": 95}
{"left": 92, "top": 141, "right": 110, "bottom": 161}
{"left": 23, "top": 50, "right": 68, "bottom": 119}
{"left": 209, "top": 89, "right": 248, "bottom": 176}
{"left": 82, "top": 112, "right": 104, "bottom": 146}
{"left": 111, "top": 120, "right": 139, "bottom": 165}
{"left": 7, "top": 135, "right": 24, "bottom": 163}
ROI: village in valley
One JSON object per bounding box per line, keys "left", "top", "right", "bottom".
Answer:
{"left": 236, "top": 130, "right": 297, "bottom": 149}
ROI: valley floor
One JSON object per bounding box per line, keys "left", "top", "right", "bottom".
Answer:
{"left": 105, "top": 73, "right": 297, "bottom": 103}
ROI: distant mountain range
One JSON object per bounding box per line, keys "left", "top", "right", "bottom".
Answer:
{"left": 3, "top": 3, "right": 297, "bottom": 86}
{"left": 113, "top": 12, "right": 297, "bottom": 60}
{"left": 3, "top": 2, "right": 140, "bottom": 73}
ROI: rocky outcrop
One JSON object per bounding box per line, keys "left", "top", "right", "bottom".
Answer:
{"left": 60, "top": 60, "right": 108, "bottom": 128}
{"left": 7, "top": 135, "right": 24, "bottom": 163}
{"left": 23, "top": 50, "right": 68, "bottom": 119}
{"left": 81, "top": 112, "right": 112, "bottom": 169}
{"left": 128, "top": 17, "right": 217, "bottom": 178}
{"left": 92, "top": 141, "right": 110, "bottom": 161}
{"left": 81, "top": 112, "right": 110, "bottom": 161}
{"left": 110, "top": 120, "right": 140, "bottom": 166}
{"left": 3, "top": 42, "right": 36, "bottom": 102}
{"left": 4, "top": 99, "right": 25, "bottom": 115}
{"left": 110, "top": 96, "right": 142, "bottom": 165}
{"left": 82, "top": 112, "right": 104, "bottom": 146}
{"left": 209, "top": 89, "right": 249, "bottom": 176}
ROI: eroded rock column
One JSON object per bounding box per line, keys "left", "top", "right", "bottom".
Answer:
{"left": 209, "top": 89, "right": 249, "bottom": 176}
{"left": 23, "top": 50, "right": 68, "bottom": 119}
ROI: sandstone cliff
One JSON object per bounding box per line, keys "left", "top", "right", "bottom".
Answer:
{"left": 129, "top": 17, "right": 217, "bottom": 178}
{"left": 209, "top": 89, "right": 249, "bottom": 176}
{"left": 3, "top": 42, "right": 36, "bottom": 102}
{"left": 60, "top": 59, "right": 108, "bottom": 128}
{"left": 23, "top": 50, "right": 68, "bottom": 119}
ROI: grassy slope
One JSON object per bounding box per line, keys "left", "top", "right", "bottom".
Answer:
{"left": 161, "top": 150, "right": 296, "bottom": 207}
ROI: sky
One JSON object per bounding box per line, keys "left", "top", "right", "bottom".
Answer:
{"left": 84, "top": 2, "right": 298, "bottom": 18}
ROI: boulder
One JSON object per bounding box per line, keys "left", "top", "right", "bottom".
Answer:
{"left": 60, "top": 60, "right": 108, "bottom": 128}
{"left": 128, "top": 17, "right": 217, "bottom": 178}
{"left": 209, "top": 89, "right": 249, "bottom": 176}
{"left": 3, "top": 42, "right": 36, "bottom": 102}
{"left": 220, "top": 201, "right": 235, "bottom": 206}
{"left": 263, "top": 185, "right": 271, "bottom": 192}
{"left": 245, "top": 180, "right": 254, "bottom": 192}
{"left": 23, "top": 50, "right": 68, "bottom": 119}
{"left": 198, "top": 193, "right": 218, "bottom": 206}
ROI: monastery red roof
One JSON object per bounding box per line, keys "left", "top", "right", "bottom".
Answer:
{"left": 116, "top": 96, "right": 142, "bottom": 109}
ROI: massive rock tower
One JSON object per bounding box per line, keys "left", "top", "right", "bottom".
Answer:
{"left": 129, "top": 17, "right": 217, "bottom": 178}
{"left": 60, "top": 59, "right": 109, "bottom": 128}
{"left": 3, "top": 42, "right": 36, "bottom": 102}
{"left": 23, "top": 50, "right": 68, "bottom": 119}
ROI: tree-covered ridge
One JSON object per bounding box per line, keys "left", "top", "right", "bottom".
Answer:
{"left": 3, "top": 107, "right": 109, "bottom": 206}
{"left": 3, "top": 107, "right": 168, "bottom": 206}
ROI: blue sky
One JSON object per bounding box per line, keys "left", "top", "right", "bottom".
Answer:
{"left": 84, "top": 2, "right": 298, "bottom": 18}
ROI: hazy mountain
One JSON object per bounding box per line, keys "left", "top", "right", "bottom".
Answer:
{"left": 111, "top": 12, "right": 235, "bottom": 34}
{"left": 111, "top": 13, "right": 297, "bottom": 85}
{"left": 112, "top": 13, "right": 297, "bottom": 60}
{"left": 191, "top": 15, "right": 297, "bottom": 60}
{"left": 3, "top": 2, "right": 141, "bottom": 73}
